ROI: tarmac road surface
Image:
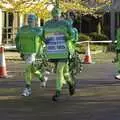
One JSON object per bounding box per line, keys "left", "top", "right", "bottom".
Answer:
{"left": 0, "top": 61, "right": 120, "bottom": 120}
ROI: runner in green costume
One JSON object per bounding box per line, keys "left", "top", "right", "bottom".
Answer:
{"left": 115, "top": 28, "right": 120, "bottom": 79}
{"left": 43, "top": 7, "right": 77, "bottom": 101}
{"left": 67, "top": 19, "right": 83, "bottom": 75}
{"left": 15, "top": 14, "right": 48, "bottom": 96}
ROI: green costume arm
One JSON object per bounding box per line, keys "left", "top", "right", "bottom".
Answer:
{"left": 34, "top": 27, "right": 45, "bottom": 57}
{"left": 66, "top": 22, "right": 79, "bottom": 57}
{"left": 66, "top": 22, "right": 74, "bottom": 41}
{"left": 15, "top": 26, "right": 28, "bottom": 52}
{"left": 15, "top": 33, "right": 19, "bottom": 50}
{"left": 15, "top": 28, "right": 22, "bottom": 51}
{"left": 116, "top": 28, "right": 120, "bottom": 52}
{"left": 35, "top": 27, "right": 46, "bottom": 58}
{"left": 66, "top": 19, "right": 78, "bottom": 42}
{"left": 73, "top": 28, "right": 79, "bottom": 42}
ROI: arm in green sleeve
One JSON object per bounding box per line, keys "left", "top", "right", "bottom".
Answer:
{"left": 15, "top": 27, "right": 24, "bottom": 51}
{"left": 73, "top": 28, "right": 78, "bottom": 42}
{"left": 66, "top": 23, "right": 74, "bottom": 41}
{"left": 116, "top": 28, "right": 120, "bottom": 51}
{"left": 36, "top": 28, "right": 46, "bottom": 58}
{"left": 15, "top": 32, "right": 20, "bottom": 51}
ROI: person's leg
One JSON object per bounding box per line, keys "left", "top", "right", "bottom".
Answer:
{"left": 113, "top": 50, "right": 119, "bottom": 63}
{"left": 34, "top": 69, "right": 48, "bottom": 87}
{"left": 116, "top": 51, "right": 119, "bottom": 62}
{"left": 64, "top": 62, "right": 75, "bottom": 96}
{"left": 52, "top": 62, "right": 66, "bottom": 101}
{"left": 115, "top": 53, "right": 120, "bottom": 79}
{"left": 22, "top": 53, "right": 36, "bottom": 96}
{"left": 22, "top": 64, "right": 33, "bottom": 96}
{"left": 32, "top": 62, "right": 48, "bottom": 87}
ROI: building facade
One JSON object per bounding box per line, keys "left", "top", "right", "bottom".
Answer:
{"left": 0, "top": 10, "right": 24, "bottom": 45}
{"left": 0, "top": 10, "right": 41, "bottom": 46}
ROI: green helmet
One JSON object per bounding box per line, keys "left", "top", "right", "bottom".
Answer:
{"left": 51, "top": 7, "right": 61, "bottom": 17}
{"left": 27, "top": 14, "right": 37, "bottom": 24}
{"left": 67, "top": 19, "right": 73, "bottom": 25}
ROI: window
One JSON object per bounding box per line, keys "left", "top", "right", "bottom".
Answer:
{"left": 2, "top": 11, "right": 19, "bottom": 44}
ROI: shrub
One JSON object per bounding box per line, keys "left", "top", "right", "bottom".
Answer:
{"left": 78, "top": 33, "right": 91, "bottom": 41}
{"left": 75, "top": 44, "right": 108, "bottom": 54}
{"left": 89, "top": 32, "right": 108, "bottom": 41}
{"left": 75, "top": 44, "right": 86, "bottom": 53}
{"left": 76, "top": 33, "right": 109, "bottom": 53}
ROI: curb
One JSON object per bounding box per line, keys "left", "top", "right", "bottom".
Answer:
{"left": 5, "top": 57, "right": 22, "bottom": 61}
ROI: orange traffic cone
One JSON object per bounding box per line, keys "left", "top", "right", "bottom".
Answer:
{"left": 83, "top": 42, "right": 92, "bottom": 64}
{"left": 0, "top": 46, "right": 7, "bottom": 78}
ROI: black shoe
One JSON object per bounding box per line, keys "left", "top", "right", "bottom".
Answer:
{"left": 52, "top": 95, "right": 59, "bottom": 101}
{"left": 52, "top": 90, "right": 61, "bottom": 101}
{"left": 112, "top": 58, "right": 118, "bottom": 63}
{"left": 68, "top": 82, "right": 76, "bottom": 96}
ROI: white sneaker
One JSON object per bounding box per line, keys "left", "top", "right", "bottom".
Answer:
{"left": 40, "top": 76, "right": 48, "bottom": 88}
{"left": 45, "top": 71, "right": 50, "bottom": 75}
{"left": 22, "top": 88, "right": 32, "bottom": 96}
{"left": 115, "top": 74, "right": 120, "bottom": 80}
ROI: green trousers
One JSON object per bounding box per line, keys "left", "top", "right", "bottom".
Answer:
{"left": 56, "top": 61, "right": 73, "bottom": 92}
{"left": 116, "top": 53, "right": 120, "bottom": 73}
{"left": 24, "top": 63, "right": 43, "bottom": 86}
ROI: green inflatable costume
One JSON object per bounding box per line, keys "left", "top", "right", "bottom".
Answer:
{"left": 43, "top": 7, "right": 77, "bottom": 101}
{"left": 67, "top": 19, "right": 83, "bottom": 75}
{"left": 115, "top": 28, "right": 120, "bottom": 79}
{"left": 15, "top": 14, "right": 48, "bottom": 96}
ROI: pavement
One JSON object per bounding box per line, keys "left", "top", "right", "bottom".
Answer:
{"left": 5, "top": 51, "right": 22, "bottom": 61}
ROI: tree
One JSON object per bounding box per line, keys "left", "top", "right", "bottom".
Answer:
{"left": 0, "top": 0, "right": 51, "bottom": 19}
{"left": 0, "top": 0, "right": 111, "bottom": 19}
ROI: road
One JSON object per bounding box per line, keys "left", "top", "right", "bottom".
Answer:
{"left": 0, "top": 61, "right": 120, "bottom": 120}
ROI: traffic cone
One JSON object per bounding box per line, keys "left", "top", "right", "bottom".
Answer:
{"left": 83, "top": 42, "right": 92, "bottom": 64}
{"left": 0, "top": 46, "right": 7, "bottom": 78}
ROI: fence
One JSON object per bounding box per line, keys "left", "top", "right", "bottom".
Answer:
{"left": 76, "top": 40, "right": 114, "bottom": 53}
{"left": 76, "top": 40, "right": 113, "bottom": 44}
{"left": 3, "top": 40, "right": 115, "bottom": 51}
